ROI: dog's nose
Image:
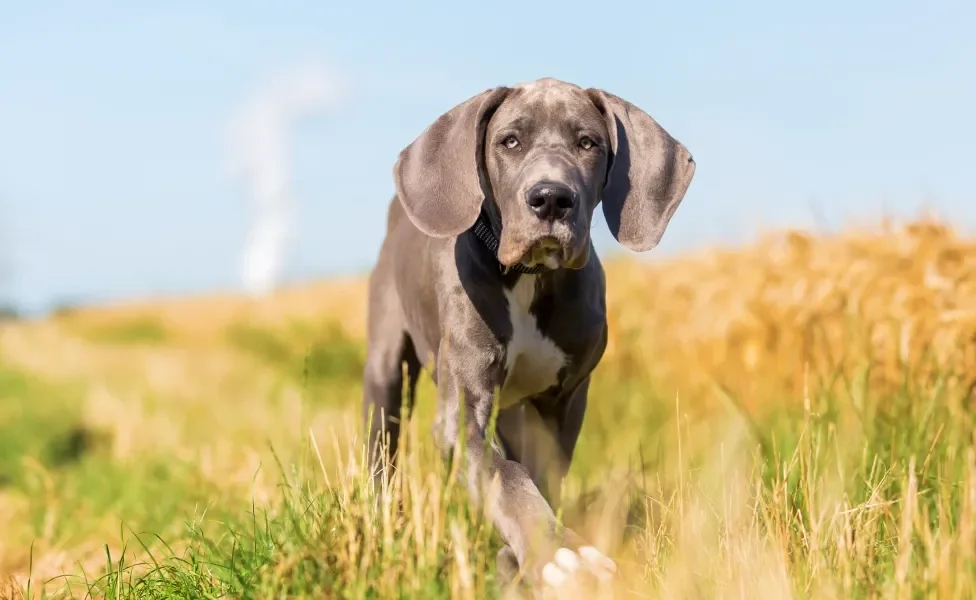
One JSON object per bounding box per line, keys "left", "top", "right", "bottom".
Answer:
{"left": 526, "top": 182, "right": 576, "bottom": 221}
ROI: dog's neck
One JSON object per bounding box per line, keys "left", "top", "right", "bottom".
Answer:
{"left": 472, "top": 205, "right": 553, "bottom": 276}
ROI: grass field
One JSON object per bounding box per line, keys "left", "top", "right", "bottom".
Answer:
{"left": 2, "top": 217, "right": 976, "bottom": 599}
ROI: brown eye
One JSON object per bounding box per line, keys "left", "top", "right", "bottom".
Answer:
{"left": 502, "top": 135, "right": 520, "bottom": 149}
{"left": 579, "top": 136, "right": 595, "bottom": 150}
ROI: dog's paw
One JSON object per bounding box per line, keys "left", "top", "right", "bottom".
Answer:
{"left": 540, "top": 545, "right": 617, "bottom": 593}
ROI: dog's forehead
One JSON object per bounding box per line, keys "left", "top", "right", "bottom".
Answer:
{"left": 513, "top": 78, "right": 582, "bottom": 102}
{"left": 496, "top": 78, "right": 599, "bottom": 123}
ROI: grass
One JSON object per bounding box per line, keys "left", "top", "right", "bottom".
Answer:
{"left": 225, "top": 321, "right": 364, "bottom": 385}
{"left": 2, "top": 217, "right": 976, "bottom": 598}
{"left": 72, "top": 317, "right": 169, "bottom": 346}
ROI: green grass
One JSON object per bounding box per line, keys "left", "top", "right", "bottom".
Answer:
{"left": 0, "top": 367, "right": 233, "bottom": 598}
{"left": 75, "top": 317, "right": 169, "bottom": 346}
{"left": 3, "top": 323, "right": 976, "bottom": 599}
{"left": 0, "top": 368, "right": 88, "bottom": 487}
{"left": 225, "top": 321, "right": 365, "bottom": 386}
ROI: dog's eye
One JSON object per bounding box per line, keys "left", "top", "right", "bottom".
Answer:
{"left": 502, "top": 135, "right": 520, "bottom": 149}
{"left": 579, "top": 136, "right": 595, "bottom": 150}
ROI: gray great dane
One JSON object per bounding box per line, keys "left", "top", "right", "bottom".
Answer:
{"left": 362, "top": 77, "right": 695, "bottom": 593}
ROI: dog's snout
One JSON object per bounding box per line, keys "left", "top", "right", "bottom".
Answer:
{"left": 526, "top": 182, "right": 576, "bottom": 221}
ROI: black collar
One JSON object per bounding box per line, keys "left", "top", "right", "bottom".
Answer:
{"left": 471, "top": 210, "right": 553, "bottom": 275}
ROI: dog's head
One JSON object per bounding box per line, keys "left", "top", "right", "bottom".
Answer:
{"left": 394, "top": 78, "right": 696, "bottom": 270}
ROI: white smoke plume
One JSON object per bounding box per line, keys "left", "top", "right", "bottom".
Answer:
{"left": 227, "top": 62, "right": 344, "bottom": 297}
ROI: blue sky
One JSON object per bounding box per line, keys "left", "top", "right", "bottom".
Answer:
{"left": 1, "top": 0, "right": 974, "bottom": 314}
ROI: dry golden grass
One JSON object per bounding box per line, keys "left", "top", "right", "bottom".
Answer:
{"left": 0, "top": 216, "right": 974, "bottom": 599}
{"left": 604, "top": 217, "right": 976, "bottom": 406}
{"left": 44, "top": 216, "right": 976, "bottom": 402}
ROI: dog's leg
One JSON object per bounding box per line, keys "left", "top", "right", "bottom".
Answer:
{"left": 362, "top": 267, "right": 417, "bottom": 486}
{"left": 435, "top": 343, "right": 610, "bottom": 593}
{"left": 529, "top": 379, "right": 619, "bottom": 590}
{"left": 491, "top": 405, "right": 565, "bottom": 594}
{"left": 495, "top": 545, "right": 522, "bottom": 596}
{"left": 492, "top": 378, "right": 614, "bottom": 593}
{"left": 495, "top": 381, "right": 587, "bottom": 514}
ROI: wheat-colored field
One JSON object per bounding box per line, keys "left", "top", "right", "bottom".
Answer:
{"left": 1, "top": 217, "right": 975, "bottom": 599}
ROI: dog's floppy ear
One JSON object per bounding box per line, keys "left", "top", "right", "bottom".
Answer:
{"left": 586, "top": 88, "right": 696, "bottom": 252}
{"left": 394, "top": 86, "right": 512, "bottom": 238}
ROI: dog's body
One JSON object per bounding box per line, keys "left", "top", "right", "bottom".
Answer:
{"left": 363, "top": 78, "right": 695, "bottom": 593}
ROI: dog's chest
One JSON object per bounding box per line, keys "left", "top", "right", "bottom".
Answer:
{"left": 498, "top": 276, "right": 568, "bottom": 409}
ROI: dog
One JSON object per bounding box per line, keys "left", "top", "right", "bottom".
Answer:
{"left": 362, "top": 77, "right": 695, "bottom": 593}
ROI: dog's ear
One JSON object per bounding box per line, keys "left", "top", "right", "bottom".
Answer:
{"left": 394, "top": 86, "right": 512, "bottom": 238}
{"left": 586, "top": 88, "right": 696, "bottom": 252}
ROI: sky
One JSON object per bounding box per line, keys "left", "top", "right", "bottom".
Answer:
{"left": 1, "top": 0, "right": 975, "bottom": 314}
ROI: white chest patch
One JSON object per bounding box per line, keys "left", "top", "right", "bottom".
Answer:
{"left": 498, "top": 275, "right": 568, "bottom": 409}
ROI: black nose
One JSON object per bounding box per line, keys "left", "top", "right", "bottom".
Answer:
{"left": 526, "top": 182, "right": 576, "bottom": 221}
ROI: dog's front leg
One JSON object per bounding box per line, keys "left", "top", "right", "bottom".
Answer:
{"left": 434, "top": 341, "right": 577, "bottom": 588}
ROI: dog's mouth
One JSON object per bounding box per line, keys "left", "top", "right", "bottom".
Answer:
{"left": 497, "top": 225, "right": 587, "bottom": 271}
{"left": 520, "top": 237, "right": 563, "bottom": 269}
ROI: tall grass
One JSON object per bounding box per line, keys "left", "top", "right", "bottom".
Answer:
{"left": 27, "top": 369, "right": 975, "bottom": 599}
{"left": 2, "top": 217, "right": 976, "bottom": 598}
